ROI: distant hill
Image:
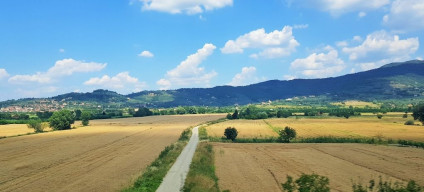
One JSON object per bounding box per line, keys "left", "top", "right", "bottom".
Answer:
{"left": 2, "top": 60, "right": 424, "bottom": 108}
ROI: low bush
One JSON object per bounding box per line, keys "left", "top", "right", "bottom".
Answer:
{"left": 352, "top": 176, "right": 423, "bottom": 192}
{"left": 282, "top": 173, "right": 330, "bottom": 192}
{"left": 27, "top": 120, "right": 45, "bottom": 133}
{"left": 405, "top": 120, "right": 415, "bottom": 125}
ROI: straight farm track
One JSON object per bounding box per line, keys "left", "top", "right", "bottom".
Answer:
{"left": 213, "top": 143, "right": 424, "bottom": 192}
{"left": 0, "top": 114, "right": 224, "bottom": 192}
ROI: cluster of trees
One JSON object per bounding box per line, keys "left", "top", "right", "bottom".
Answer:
{"left": 226, "top": 106, "right": 293, "bottom": 120}
{"left": 0, "top": 113, "right": 30, "bottom": 120}
{"left": 26, "top": 109, "right": 92, "bottom": 132}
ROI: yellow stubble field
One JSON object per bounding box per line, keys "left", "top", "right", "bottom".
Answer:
{"left": 206, "top": 114, "right": 424, "bottom": 142}
{"left": 0, "top": 114, "right": 225, "bottom": 192}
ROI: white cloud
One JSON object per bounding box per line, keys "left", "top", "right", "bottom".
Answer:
{"left": 298, "top": 0, "right": 390, "bottom": 16}
{"left": 8, "top": 58, "right": 106, "bottom": 84}
{"left": 84, "top": 72, "right": 147, "bottom": 93}
{"left": 59, "top": 48, "right": 65, "bottom": 53}
{"left": 383, "top": 0, "right": 424, "bottom": 31}
{"left": 228, "top": 66, "right": 260, "bottom": 86}
{"left": 156, "top": 79, "right": 172, "bottom": 90}
{"left": 0, "top": 69, "right": 9, "bottom": 79}
{"left": 221, "top": 26, "right": 299, "bottom": 58}
{"left": 291, "top": 46, "right": 345, "bottom": 78}
{"left": 139, "top": 0, "right": 233, "bottom": 15}
{"left": 157, "top": 43, "right": 217, "bottom": 90}
{"left": 358, "top": 11, "right": 366, "bottom": 18}
{"left": 138, "top": 50, "right": 154, "bottom": 58}
{"left": 342, "top": 31, "right": 419, "bottom": 69}
{"left": 336, "top": 41, "right": 348, "bottom": 47}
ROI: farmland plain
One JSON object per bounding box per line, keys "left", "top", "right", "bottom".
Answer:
{"left": 0, "top": 114, "right": 224, "bottom": 192}
{"left": 213, "top": 143, "right": 424, "bottom": 192}
{"left": 206, "top": 114, "right": 424, "bottom": 142}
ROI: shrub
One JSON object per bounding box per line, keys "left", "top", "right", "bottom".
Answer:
{"left": 403, "top": 112, "right": 408, "bottom": 118}
{"left": 377, "top": 114, "right": 383, "bottom": 119}
{"left": 27, "top": 120, "right": 45, "bottom": 133}
{"left": 133, "top": 107, "right": 153, "bottom": 117}
{"left": 412, "top": 103, "right": 424, "bottom": 125}
{"left": 404, "top": 120, "right": 415, "bottom": 125}
{"left": 81, "top": 111, "right": 91, "bottom": 126}
{"left": 352, "top": 177, "right": 423, "bottom": 192}
{"left": 226, "top": 113, "right": 232, "bottom": 120}
{"left": 279, "top": 126, "right": 297, "bottom": 143}
{"left": 282, "top": 173, "right": 330, "bottom": 192}
{"left": 224, "top": 127, "right": 238, "bottom": 141}
{"left": 49, "top": 110, "right": 75, "bottom": 130}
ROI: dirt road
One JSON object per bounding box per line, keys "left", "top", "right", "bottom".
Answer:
{"left": 0, "top": 114, "right": 224, "bottom": 192}
{"left": 157, "top": 126, "right": 199, "bottom": 192}
{"left": 213, "top": 143, "right": 424, "bottom": 192}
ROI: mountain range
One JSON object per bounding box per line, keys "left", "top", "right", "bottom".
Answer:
{"left": 2, "top": 60, "right": 424, "bottom": 108}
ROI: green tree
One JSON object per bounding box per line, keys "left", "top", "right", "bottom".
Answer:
{"left": 27, "top": 120, "right": 45, "bottom": 133}
{"left": 412, "top": 103, "right": 424, "bottom": 125}
{"left": 187, "top": 107, "right": 197, "bottom": 114}
{"left": 81, "top": 111, "right": 91, "bottom": 126}
{"left": 74, "top": 109, "right": 82, "bottom": 120}
{"left": 224, "top": 127, "right": 238, "bottom": 141}
{"left": 176, "top": 107, "right": 186, "bottom": 115}
{"left": 232, "top": 109, "right": 239, "bottom": 119}
{"left": 134, "top": 107, "right": 153, "bottom": 117}
{"left": 49, "top": 110, "right": 75, "bottom": 130}
{"left": 279, "top": 126, "right": 297, "bottom": 143}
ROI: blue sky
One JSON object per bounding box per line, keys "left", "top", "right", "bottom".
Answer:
{"left": 0, "top": 0, "right": 423, "bottom": 101}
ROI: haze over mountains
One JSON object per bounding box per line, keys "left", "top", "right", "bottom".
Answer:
{"left": 2, "top": 60, "right": 424, "bottom": 107}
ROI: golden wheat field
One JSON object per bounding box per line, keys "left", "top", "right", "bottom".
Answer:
{"left": 0, "top": 114, "right": 224, "bottom": 192}
{"left": 206, "top": 114, "right": 424, "bottom": 141}
{"left": 213, "top": 143, "right": 424, "bottom": 192}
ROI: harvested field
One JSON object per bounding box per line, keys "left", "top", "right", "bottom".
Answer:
{"left": 206, "top": 116, "right": 424, "bottom": 142}
{"left": 0, "top": 114, "right": 224, "bottom": 192}
{"left": 0, "top": 124, "right": 36, "bottom": 137}
{"left": 206, "top": 119, "right": 278, "bottom": 138}
{"left": 213, "top": 143, "right": 424, "bottom": 192}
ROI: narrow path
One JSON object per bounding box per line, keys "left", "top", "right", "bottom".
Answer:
{"left": 156, "top": 126, "right": 199, "bottom": 192}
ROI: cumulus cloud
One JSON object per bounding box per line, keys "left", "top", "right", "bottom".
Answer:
{"left": 292, "top": 0, "right": 390, "bottom": 16}
{"left": 221, "top": 26, "right": 299, "bottom": 59}
{"left": 228, "top": 66, "right": 260, "bottom": 86}
{"left": 290, "top": 46, "right": 345, "bottom": 78}
{"left": 138, "top": 0, "right": 233, "bottom": 15}
{"left": 138, "top": 50, "right": 154, "bottom": 58}
{"left": 0, "top": 69, "right": 9, "bottom": 79}
{"left": 84, "top": 72, "right": 147, "bottom": 92}
{"left": 8, "top": 59, "right": 106, "bottom": 84}
{"left": 157, "top": 43, "right": 217, "bottom": 90}
{"left": 383, "top": 0, "right": 424, "bottom": 32}
{"left": 342, "top": 30, "right": 419, "bottom": 70}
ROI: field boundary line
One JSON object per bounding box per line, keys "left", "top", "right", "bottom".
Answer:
{"left": 263, "top": 120, "right": 280, "bottom": 134}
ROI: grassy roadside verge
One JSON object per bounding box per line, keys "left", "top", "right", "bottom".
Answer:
{"left": 183, "top": 142, "right": 220, "bottom": 192}
{"left": 123, "top": 127, "right": 193, "bottom": 192}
